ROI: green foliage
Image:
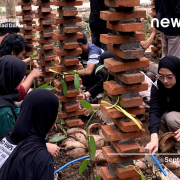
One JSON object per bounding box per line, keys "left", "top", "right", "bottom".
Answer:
{"left": 51, "top": 60, "right": 55, "bottom": 66}
{"left": 95, "top": 65, "right": 104, "bottom": 74}
{"left": 90, "top": 135, "right": 96, "bottom": 158}
{"left": 85, "top": 23, "right": 90, "bottom": 32}
{"left": 49, "top": 135, "right": 66, "bottom": 143}
{"left": 60, "top": 119, "right": 65, "bottom": 125}
{"left": 37, "top": 84, "right": 54, "bottom": 91}
{"left": 0, "top": 7, "right": 2, "bottom": 13}
{"left": 62, "top": 80, "right": 67, "bottom": 97}
{"left": 74, "top": 73, "right": 80, "bottom": 92}
{"left": 80, "top": 100, "right": 94, "bottom": 110}
{"left": 95, "top": 176, "right": 101, "bottom": 180}
{"left": 79, "top": 159, "right": 89, "bottom": 174}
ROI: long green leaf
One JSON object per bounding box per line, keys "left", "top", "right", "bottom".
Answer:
{"left": 62, "top": 80, "right": 67, "bottom": 97}
{"left": 79, "top": 159, "right": 89, "bottom": 174}
{"left": 49, "top": 135, "right": 66, "bottom": 143}
{"left": 95, "top": 176, "right": 101, "bottom": 180}
{"left": 38, "top": 85, "right": 54, "bottom": 91}
{"left": 51, "top": 60, "right": 55, "bottom": 66}
{"left": 90, "top": 135, "right": 96, "bottom": 158}
{"left": 74, "top": 73, "right": 80, "bottom": 92}
{"left": 141, "top": 174, "right": 146, "bottom": 180}
{"left": 61, "top": 119, "right": 65, "bottom": 125}
{"left": 95, "top": 65, "right": 104, "bottom": 74}
{"left": 80, "top": 100, "right": 94, "bottom": 110}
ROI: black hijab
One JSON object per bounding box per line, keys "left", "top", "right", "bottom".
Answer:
{"left": 0, "top": 89, "right": 59, "bottom": 180}
{"left": 0, "top": 55, "right": 27, "bottom": 113}
{"left": 157, "top": 55, "right": 180, "bottom": 112}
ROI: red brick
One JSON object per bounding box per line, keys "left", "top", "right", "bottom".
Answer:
{"left": 103, "top": 81, "right": 148, "bottom": 95}
{"left": 38, "top": 38, "right": 56, "bottom": 44}
{"left": 62, "top": 26, "right": 79, "bottom": 34}
{"left": 55, "top": 63, "right": 82, "bottom": 72}
{"left": 62, "top": 42, "right": 79, "bottom": 50}
{"left": 38, "top": 61, "right": 52, "bottom": 67}
{"left": 40, "top": 44, "right": 54, "bottom": 50}
{"left": 115, "top": 166, "right": 141, "bottom": 179}
{"left": 150, "top": 12, "right": 156, "bottom": 18}
{"left": 157, "top": 44, "right": 162, "bottom": 48}
{"left": 111, "top": 118, "right": 143, "bottom": 132}
{"left": 57, "top": 8, "right": 78, "bottom": 16}
{"left": 61, "top": 57, "right": 79, "bottom": 66}
{"left": 101, "top": 167, "right": 119, "bottom": 180}
{"left": 151, "top": 4, "right": 155, "bottom": 8}
{"left": 53, "top": 0, "right": 83, "bottom": 7}
{"left": 64, "top": 74, "right": 76, "bottom": 82}
{"left": 100, "top": 32, "right": 145, "bottom": 45}
{"left": 18, "top": 10, "right": 36, "bottom": 16}
{"left": 54, "top": 16, "right": 82, "bottom": 24}
{"left": 151, "top": 47, "right": 158, "bottom": 52}
{"left": 39, "top": 19, "right": 55, "bottom": 25}
{"left": 20, "top": 29, "right": 36, "bottom": 34}
{"left": 107, "top": 45, "right": 144, "bottom": 59}
{"left": 36, "top": 25, "right": 56, "bottom": 31}
{"left": 104, "top": 0, "right": 140, "bottom": 7}
{"left": 54, "top": 32, "right": 83, "bottom": 40}
{"left": 63, "top": 102, "right": 79, "bottom": 113}
{"left": 38, "top": 7, "right": 52, "bottom": 13}
{"left": 23, "top": 17, "right": 33, "bottom": 21}
{"left": 33, "top": 1, "right": 54, "bottom": 6}
{"left": 120, "top": 96, "right": 143, "bottom": 108}
{"left": 111, "top": 72, "right": 144, "bottom": 84}
{"left": 55, "top": 94, "right": 83, "bottom": 102}
{"left": 42, "top": 55, "right": 55, "bottom": 61}
{"left": 53, "top": 47, "right": 82, "bottom": 56}
{"left": 101, "top": 125, "right": 145, "bottom": 141}
{"left": 111, "top": 141, "right": 140, "bottom": 156}
{"left": 26, "top": 39, "right": 38, "bottom": 43}
{"left": 107, "top": 22, "right": 143, "bottom": 32}
{"left": 104, "top": 57, "right": 149, "bottom": 73}
{"left": 21, "top": 6, "right": 32, "bottom": 11}
{"left": 102, "top": 146, "right": 145, "bottom": 164}
{"left": 39, "top": 32, "right": 54, "bottom": 38}
{"left": 23, "top": 26, "right": 33, "bottom": 31}
{"left": 65, "top": 119, "right": 85, "bottom": 129}
{"left": 158, "top": 37, "right": 162, "bottom": 41}
{"left": 19, "top": 21, "right": 36, "bottom": 25}
{"left": 100, "top": 9, "right": 146, "bottom": 21}
{"left": 24, "top": 35, "right": 34, "bottom": 39}
{"left": 35, "top": 13, "right": 56, "bottom": 18}
{"left": 100, "top": 103, "right": 145, "bottom": 119}
{"left": 58, "top": 109, "right": 84, "bottom": 119}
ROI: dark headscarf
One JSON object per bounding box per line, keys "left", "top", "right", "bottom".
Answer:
{"left": 157, "top": 55, "right": 180, "bottom": 112}
{"left": 0, "top": 89, "right": 59, "bottom": 180}
{"left": 0, "top": 55, "right": 27, "bottom": 115}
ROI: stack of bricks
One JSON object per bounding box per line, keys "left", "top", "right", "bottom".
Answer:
{"left": 33, "top": 0, "right": 57, "bottom": 85}
{"left": 99, "top": 0, "right": 150, "bottom": 179}
{"left": 18, "top": 0, "right": 37, "bottom": 74}
{"left": 150, "top": 0, "right": 162, "bottom": 59}
{"left": 52, "top": 0, "right": 85, "bottom": 128}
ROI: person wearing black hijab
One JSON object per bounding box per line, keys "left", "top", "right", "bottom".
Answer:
{"left": 0, "top": 55, "right": 27, "bottom": 136}
{"left": 0, "top": 89, "right": 59, "bottom": 180}
{"left": 145, "top": 55, "right": 180, "bottom": 154}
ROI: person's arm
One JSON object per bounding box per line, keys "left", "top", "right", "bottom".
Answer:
{"left": 145, "top": 83, "right": 162, "bottom": 154}
{"left": 140, "top": 27, "right": 157, "bottom": 50}
{"left": 83, "top": 104, "right": 100, "bottom": 116}
{"left": 78, "top": 63, "right": 95, "bottom": 76}
{"left": 20, "top": 68, "right": 43, "bottom": 92}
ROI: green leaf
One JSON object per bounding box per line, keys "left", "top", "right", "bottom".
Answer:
{"left": 95, "top": 176, "right": 101, "bottom": 180}
{"left": 51, "top": 60, "right": 55, "bottom": 66}
{"left": 90, "top": 135, "right": 96, "bottom": 158}
{"left": 79, "top": 159, "right": 89, "bottom": 174}
{"left": 37, "top": 85, "right": 54, "bottom": 91}
{"left": 61, "top": 119, "right": 65, "bottom": 125}
{"left": 49, "top": 135, "right": 66, "bottom": 143}
{"left": 30, "top": 54, "right": 37, "bottom": 59}
{"left": 74, "top": 73, "right": 80, "bottom": 92}
{"left": 59, "top": 100, "right": 61, "bottom": 113}
{"left": 95, "top": 65, "right": 104, "bottom": 74}
{"left": 141, "top": 174, "right": 146, "bottom": 180}
{"left": 62, "top": 80, "right": 67, "bottom": 97}
{"left": 80, "top": 100, "right": 94, "bottom": 110}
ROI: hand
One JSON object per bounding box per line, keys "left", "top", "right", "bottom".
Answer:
{"left": 83, "top": 108, "right": 93, "bottom": 116}
{"left": 46, "top": 143, "right": 60, "bottom": 158}
{"left": 33, "top": 54, "right": 40, "bottom": 60}
{"left": 174, "top": 129, "right": 180, "bottom": 142}
{"left": 145, "top": 140, "right": 158, "bottom": 154}
{"left": 30, "top": 68, "right": 43, "bottom": 79}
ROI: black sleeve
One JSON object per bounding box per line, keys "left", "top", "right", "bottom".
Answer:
{"left": 40, "top": 156, "right": 54, "bottom": 180}
{"left": 148, "top": 84, "right": 163, "bottom": 134}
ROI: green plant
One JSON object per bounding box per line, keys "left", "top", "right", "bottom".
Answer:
{"left": 85, "top": 22, "right": 90, "bottom": 33}
{"left": 144, "top": 17, "right": 151, "bottom": 40}
{"left": 34, "top": 32, "right": 40, "bottom": 39}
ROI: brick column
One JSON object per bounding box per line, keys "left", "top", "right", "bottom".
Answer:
{"left": 52, "top": 0, "right": 85, "bottom": 128}
{"left": 18, "top": 0, "right": 37, "bottom": 74}
{"left": 99, "top": 1, "right": 149, "bottom": 179}
{"left": 33, "top": 0, "right": 57, "bottom": 85}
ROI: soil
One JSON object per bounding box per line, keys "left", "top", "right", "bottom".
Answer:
{"left": 120, "top": 91, "right": 139, "bottom": 98}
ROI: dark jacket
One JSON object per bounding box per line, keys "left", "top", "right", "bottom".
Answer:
{"left": 155, "top": 0, "right": 180, "bottom": 35}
